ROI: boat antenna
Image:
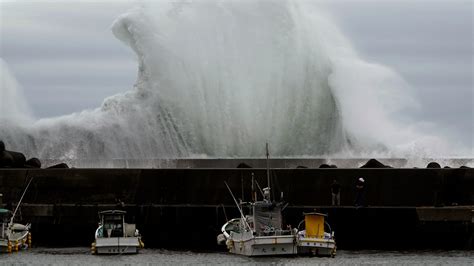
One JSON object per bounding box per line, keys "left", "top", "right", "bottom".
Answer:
{"left": 266, "top": 142, "right": 271, "bottom": 200}
{"left": 10, "top": 175, "right": 34, "bottom": 226}
{"left": 251, "top": 172, "right": 255, "bottom": 201}
{"left": 241, "top": 172, "right": 244, "bottom": 203}
{"left": 263, "top": 142, "right": 273, "bottom": 202}
{"left": 224, "top": 181, "right": 252, "bottom": 231}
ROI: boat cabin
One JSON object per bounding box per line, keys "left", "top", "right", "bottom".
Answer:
{"left": 253, "top": 202, "right": 282, "bottom": 234}
{"left": 303, "top": 212, "right": 328, "bottom": 238}
{"left": 98, "top": 210, "right": 126, "bottom": 238}
{"left": 0, "top": 209, "right": 11, "bottom": 239}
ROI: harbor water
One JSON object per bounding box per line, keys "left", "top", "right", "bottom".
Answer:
{"left": 1, "top": 248, "right": 473, "bottom": 265}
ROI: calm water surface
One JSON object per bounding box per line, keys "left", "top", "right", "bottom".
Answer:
{"left": 1, "top": 248, "right": 473, "bottom": 265}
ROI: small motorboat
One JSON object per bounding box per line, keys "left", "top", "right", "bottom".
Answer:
{"left": 0, "top": 208, "right": 31, "bottom": 253}
{"left": 296, "top": 212, "right": 336, "bottom": 257}
{"left": 0, "top": 178, "right": 34, "bottom": 253}
{"left": 91, "top": 210, "right": 144, "bottom": 254}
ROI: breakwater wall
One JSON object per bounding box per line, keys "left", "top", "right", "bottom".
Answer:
{"left": 36, "top": 158, "right": 474, "bottom": 169}
{"left": 1, "top": 167, "right": 473, "bottom": 249}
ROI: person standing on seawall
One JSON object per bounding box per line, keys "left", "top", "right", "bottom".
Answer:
{"left": 331, "top": 179, "right": 341, "bottom": 206}
{"left": 354, "top": 177, "right": 366, "bottom": 207}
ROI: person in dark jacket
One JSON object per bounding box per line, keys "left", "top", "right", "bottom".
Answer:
{"left": 331, "top": 179, "right": 341, "bottom": 206}
{"left": 354, "top": 177, "right": 366, "bottom": 207}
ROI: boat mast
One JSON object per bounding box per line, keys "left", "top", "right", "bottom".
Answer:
{"left": 10, "top": 176, "right": 34, "bottom": 226}
{"left": 251, "top": 172, "right": 256, "bottom": 201}
{"left": 266, "top": 142, "right": 271, "bottom": 201}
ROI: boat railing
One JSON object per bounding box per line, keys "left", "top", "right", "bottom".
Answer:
{"left": 256, "top": 228, "right": 294, "bottom": 237}
{"left": 95, "top": 225, "right": 103, "bottom": 238}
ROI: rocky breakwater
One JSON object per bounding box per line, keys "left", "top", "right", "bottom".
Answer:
{"left": 0, "top": 141, "right": 68, "bottom": 169}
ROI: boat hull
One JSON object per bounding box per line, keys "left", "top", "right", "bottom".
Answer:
{"left": 94, "top": 237, "right": 140, "bottom": 254}
{"left": 227, "top": 235, "right": 297, "bottom": 256}
{"left": 297, "top": 237, "right": 336, "bottom": 257}
{"left": 0, "top": 223, "right": 30, "bottom": 253}
{"left": 0, "top": 237, "right": 30, "bottom": 252}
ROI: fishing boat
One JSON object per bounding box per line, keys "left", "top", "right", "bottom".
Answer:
{"left": 91, "top": 210, "right": 144, "bottom": 254}
{"left": 296, "top": 212, "right": 336, "bottom": 257}
{"left": 217, "top": 144, "right": 298, "bottom": 256}
{"left": 219, "top": 195, "right": 298, "bottom": 256}
{"left": 0, "top": 208, "right": 31, "bottom": 253}
{"left": 0, "top": 178, "right": 34, "bottom": 253}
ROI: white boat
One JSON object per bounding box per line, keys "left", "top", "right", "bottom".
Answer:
{"left": 217, "top": 144, "right": 297, "bottom": 256}
{"left": 219, "top": 196, "right": 297, "bottom": 256}
{"left": 0, "top": 208, "right": 31, "bottom": 253}
{"left": 296, "top": 212, "right": 336, "bottom": 257}
{"left": 91, "top": 210, "right": 144, "bottom": 254}
{"left": 1, "top": 178, "right": 34, "bottom": 253}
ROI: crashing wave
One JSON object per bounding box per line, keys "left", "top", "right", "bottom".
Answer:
{"left": 0, "top": 0, "right": 457, "bottom": 160}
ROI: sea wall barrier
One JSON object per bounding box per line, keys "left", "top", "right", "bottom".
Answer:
{"left": 1, "top": 167, "right": 473, "bottom": 249}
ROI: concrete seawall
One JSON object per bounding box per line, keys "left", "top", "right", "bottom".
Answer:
{"left": 1, "top": 167, "right": 473, "bottom": 249}
{"left": 37, "top": 158, "right": 474, "bottom": 169}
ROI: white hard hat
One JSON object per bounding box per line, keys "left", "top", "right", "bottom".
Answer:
{"left": 358, "top": 177, "right": 365, "bottom": 182}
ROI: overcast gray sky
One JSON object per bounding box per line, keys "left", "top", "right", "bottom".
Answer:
{"left": 1, "top": 0, "right": 472, "bottom": 149}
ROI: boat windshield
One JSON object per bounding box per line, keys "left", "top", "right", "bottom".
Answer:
{"left": 102, "top": 215, "right": 124, "bottom": 237}
{"left": 225, "top": 220, "right": 241, "bottom": 234}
